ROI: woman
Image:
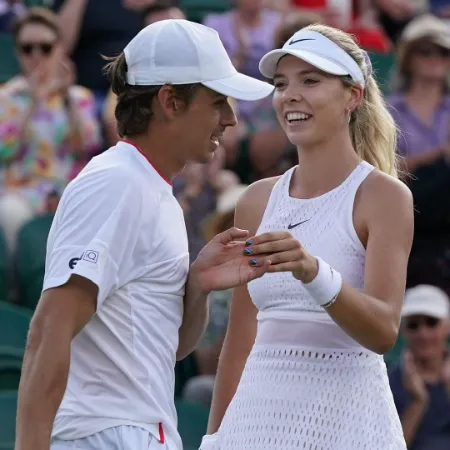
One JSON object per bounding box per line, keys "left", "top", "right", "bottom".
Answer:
{"left": 387, "top": 14, "right": 450, "bottom": 296}
{"left": 0, "top": 7, "right": 101, "bottom": 255}
{"left": 201, "top": 24, "right": 413, "bottom": 449}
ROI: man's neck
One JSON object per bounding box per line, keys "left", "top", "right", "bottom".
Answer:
{"left": 124, "top": 133, "right": 184, "bottom": 183}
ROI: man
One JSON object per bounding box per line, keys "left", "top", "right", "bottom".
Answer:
{"left": 389, "top": 284, "right": 450, "bottom": 450}
{"left": 14, "top": 19, "right": 274, "bottom": 450}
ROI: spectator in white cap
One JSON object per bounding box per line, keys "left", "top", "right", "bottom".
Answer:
{"left": 202, "top": 23, "right": 413, "bottom": 450}
{"left": 14, "top": 19, "right": 275, "bottom": 450}
{"left": 389, "top": 285, "right": 450, "bottom": 450}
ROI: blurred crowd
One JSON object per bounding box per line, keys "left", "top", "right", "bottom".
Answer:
{"left": 1, "top": 1, "right": 450, "bottom": 449}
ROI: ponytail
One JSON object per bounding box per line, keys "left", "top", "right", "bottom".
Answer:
{"left": 303, "top": 24, "right": 399, "bottom": 178}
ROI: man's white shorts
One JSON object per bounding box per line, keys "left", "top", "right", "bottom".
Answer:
{"left": 51, "top": 425, "right": 174, "bottom": 450}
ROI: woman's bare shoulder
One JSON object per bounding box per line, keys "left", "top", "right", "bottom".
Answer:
{"left": 235, "top": 176, "right": 281, "bottom": 234}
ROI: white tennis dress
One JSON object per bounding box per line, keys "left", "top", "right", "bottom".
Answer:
{"left": 207, "top": 162, "right": 406, "bottom": 450}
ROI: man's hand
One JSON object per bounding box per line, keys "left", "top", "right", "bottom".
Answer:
{"left": 191, "top": 227, "right": 271, "bottom": 294}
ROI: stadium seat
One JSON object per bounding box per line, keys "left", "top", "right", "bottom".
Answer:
{"left": 0, "top": 33, "right": 19, "bottom": 85}
{"left": 175, "top": 353, "right": 198, "bottom": 398}
{"left": 179, "top": 0, "right": 232, "bottom": 23}
{"left": 0, "top": 301, "right": 32, "bottom": 353}
{"left": 384, "top": 334, "right": 405, "bottom": 368}
{"left": 175, "top": 399, "right": 209, "bottom": 450}
{"left": 0, "top": 227, "right": 8, "bottom": 302}
{"left": 368, "top": 52, "right": 395, "bottom": 94}
{"left": 0, "top": 390, "right": 17, "bottom": 450}
{"left": 24, "top": 0, "right": 50, "bottom": 7}
{"left": 15, "top": 214, "right": 54, "bottom": 310}
{"left": 0, "top": 360, "right": 21, "bottom": 390}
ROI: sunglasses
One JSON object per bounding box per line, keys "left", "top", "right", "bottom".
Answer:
{"left": 414, "top": 45, "right": 450, "bottom": 58}
{"left": 19, "top": 42, "right": 54, "bottom": 56}
{"left": 406, "top": 317, "right": 441, "bottom": 331}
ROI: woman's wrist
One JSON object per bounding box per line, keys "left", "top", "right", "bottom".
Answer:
{"left": 300, "top": 257, "right": 343, "bottom": 308}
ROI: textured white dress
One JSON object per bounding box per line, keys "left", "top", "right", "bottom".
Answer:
{"left": 207, "top": 162, "right": 406, "bottom": 450}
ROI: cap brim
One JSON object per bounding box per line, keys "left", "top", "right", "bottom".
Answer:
{"left": 259, "top": 49, "right": 349, "bottom": 79}
{"left": 203, "top": 72, "right": 274, "bottom": 101}
{"left": 403, "top": 33, "right": 450, "bottom": 50}
{"left": 401, "top": 305, "right": 447, "bottom": 320}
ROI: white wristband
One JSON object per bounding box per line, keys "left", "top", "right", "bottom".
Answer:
{"left": 303, "top": 257, "right": 343, "bottom": 308}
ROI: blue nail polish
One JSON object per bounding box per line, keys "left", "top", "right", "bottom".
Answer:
{"left": 250, "top": 259, "right": 258, "bottom": 266}
{"left": 245, "top": 240, "right": 253, "bottom": 246}
{"left": 244, "top": 248, "right": 252, "bottom": 256}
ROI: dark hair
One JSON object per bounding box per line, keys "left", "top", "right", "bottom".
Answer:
{"left": 103, "top": 53, "right": 200, "bottom": 138}
{"left": 12, "top": 7, "right": 61, "bottom": 42}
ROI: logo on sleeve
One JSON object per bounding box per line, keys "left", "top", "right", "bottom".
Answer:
{"left": 83, "top": 250, "right": 99, "bottom": 264}
{"left": 69, "top": 256, "right": 80, "bottom": 269}
{"left": 68, "top": 250, "right": 99, "bottom": 269}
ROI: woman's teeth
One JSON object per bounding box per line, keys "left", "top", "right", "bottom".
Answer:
{"left": 287, "top": 112, "right": 312, "bottom": 122}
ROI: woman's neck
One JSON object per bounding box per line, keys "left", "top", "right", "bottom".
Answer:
{"left": 407, "top": 78, "right": 444, "bottom": 106}
{"left": 292, "top": 133, "right": 360, "bottom": 199}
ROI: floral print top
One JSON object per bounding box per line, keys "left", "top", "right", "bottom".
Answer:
{"left": 0, "top": 76, "right": 101, "bottom": 213}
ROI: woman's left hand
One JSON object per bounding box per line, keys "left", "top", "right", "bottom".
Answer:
{"left": 243, "top": 231, "right": 318, "bottom": 283}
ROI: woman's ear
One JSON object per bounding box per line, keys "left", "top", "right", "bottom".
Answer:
{"left": 347, "top": 84, "right": 364, "bottom": 113}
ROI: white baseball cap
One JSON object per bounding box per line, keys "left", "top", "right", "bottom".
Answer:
{"left": 259, "top": 29, "right": 366, "bottom": 88}
{"left": 123, "top": 19, "right": 274, "bottom": 101}
{"left": 402, "top": 285, "right": 450, "bottom": 320}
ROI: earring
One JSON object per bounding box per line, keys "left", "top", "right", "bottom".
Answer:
{"left": 347, "top": 110, "right": 352, "bottom": 123}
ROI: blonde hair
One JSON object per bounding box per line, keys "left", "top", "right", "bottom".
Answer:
{"left": 303, "top": 24, "right": 399, "bottom": 178}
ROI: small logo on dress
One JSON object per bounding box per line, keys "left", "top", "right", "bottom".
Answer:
{"left": 287, "top": 219, "right": 310, "bottom": 230}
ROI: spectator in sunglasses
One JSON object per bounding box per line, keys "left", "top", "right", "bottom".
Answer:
{"left": 389, "top": 285, "right": 450, "bottom": 450}
{"left": 0, "top": 7, "right": 101, "bottom": 257}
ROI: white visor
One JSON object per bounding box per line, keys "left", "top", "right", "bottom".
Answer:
{"left": 259, "top": 30, "right": 365, "bottom": 88}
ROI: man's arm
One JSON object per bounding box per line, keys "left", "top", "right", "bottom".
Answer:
{"left": 15, "top": 275, "right": 97, "bottom": 450}
{"left": 176, "top": 269, "right": 208, "bottom": 361}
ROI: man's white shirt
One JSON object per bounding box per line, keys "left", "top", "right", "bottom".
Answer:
{"left": 43, "top": 141, "right": 189, "bottom": 449}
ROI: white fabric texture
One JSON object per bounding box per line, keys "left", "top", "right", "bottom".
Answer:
{"left": 51, "top": 425, "right": 176, "bottom": 450}
{"left": 44, "top": 141, "right": 189, "bottom": 450}
{"left": 208, "top": 162, "right": 407, "bottom": 449}
{"left": 250, "top": 161, "right": 372, "bottom": 323}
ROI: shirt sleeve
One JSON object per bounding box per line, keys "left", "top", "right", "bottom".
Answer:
{"left": 42, "top": 168, "right": 150, "bottom": 309}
